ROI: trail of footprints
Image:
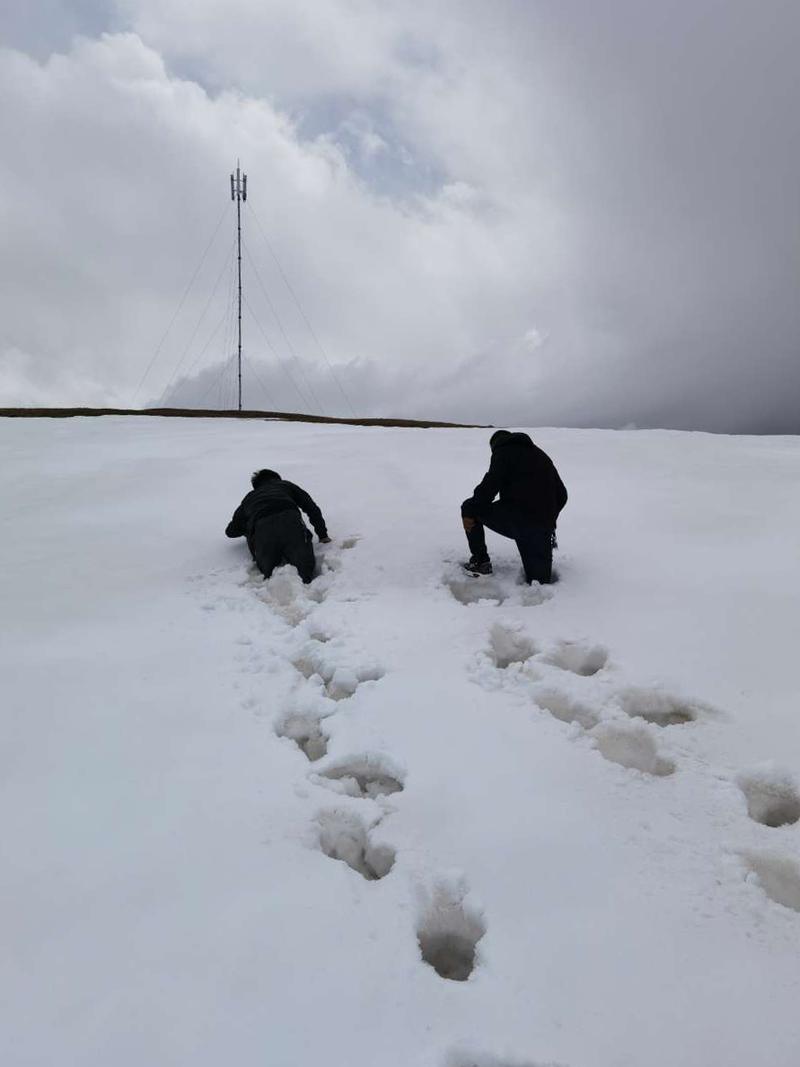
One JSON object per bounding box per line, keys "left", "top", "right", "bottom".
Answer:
{"left": 235, "top": 549, "right": 798, "bottom": 1064}
{"left": 250, "top": 544, "right": 487, "bottom": 997}
{"left": 479, "top": 618, "right": 800, "bottom": 913}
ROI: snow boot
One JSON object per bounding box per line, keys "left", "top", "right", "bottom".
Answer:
{"left": 462, "top": 557, "right": 493, "bottom": 577}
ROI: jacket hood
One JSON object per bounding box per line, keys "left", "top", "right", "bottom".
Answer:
{"left": 491, "top": 431, "right": 534, "bottom": 452}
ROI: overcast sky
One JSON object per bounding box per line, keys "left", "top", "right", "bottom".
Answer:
{"left": 1, "top": 0, "right": 798, "bottom": 430}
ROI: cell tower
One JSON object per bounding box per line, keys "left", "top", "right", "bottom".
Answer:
{"left": 230, "top": 162, "right": 247, "bottom": 411}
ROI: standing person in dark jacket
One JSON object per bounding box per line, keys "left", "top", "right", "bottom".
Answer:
{"left": 226, "top": 469, "right": 330, "bottom": 583}
{"left": 461, "top": 431, "right": 567, "bottom": 584}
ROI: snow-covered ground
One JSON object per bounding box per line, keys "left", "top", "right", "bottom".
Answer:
{"left": 2, "top": 416, "right": 800, "bottom": 1067}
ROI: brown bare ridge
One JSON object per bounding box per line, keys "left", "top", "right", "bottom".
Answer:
{"left": 0, "top": 407, "right": 490, "bottom": 429}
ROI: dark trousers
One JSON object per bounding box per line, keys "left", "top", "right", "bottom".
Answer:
{"left": 462, "top": 500, "right": 554, "bottom": 584}
{"left": 250, "top": 510, "right": 316, "bottom": 584}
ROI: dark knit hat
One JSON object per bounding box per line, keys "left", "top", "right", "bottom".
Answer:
{"left": 489, "top": 430, "right": 511, "bottom": 449}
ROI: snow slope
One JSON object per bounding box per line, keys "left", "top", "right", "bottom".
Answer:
{"left": 2, "top": 416, "right": 800, "bottom": 1067}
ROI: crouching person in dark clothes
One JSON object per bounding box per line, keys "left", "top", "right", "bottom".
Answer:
{"left": 226, "top": 469, "right": 330, "bottom": 584}
{"left": 461, "top": 431, "right": 567, "bottom": 584}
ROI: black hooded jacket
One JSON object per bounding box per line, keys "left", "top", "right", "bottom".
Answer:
{"left": 226, "top": 480, "right": 328, "bottom": 541}
{"left": 462, "top": 433, "right": 567, "bottom": 528}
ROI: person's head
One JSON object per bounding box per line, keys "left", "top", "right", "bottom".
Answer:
{"left": 489, "top": 430, "right": 511, "bottom": 451}
{"left": 251, "top": 469, "right": 281, "bottom": 488}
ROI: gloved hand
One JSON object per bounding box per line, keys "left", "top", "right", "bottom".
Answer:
{"left": 319, "top": 536, "right": 332, "bottom": 544}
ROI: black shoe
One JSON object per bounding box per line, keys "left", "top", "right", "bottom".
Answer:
{"left": 462, "top": 557, "right": 492, "bottom": 576}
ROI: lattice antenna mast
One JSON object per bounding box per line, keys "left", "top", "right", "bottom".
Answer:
{"left": 230, "top": 162, "right": 247, "bottom": 411}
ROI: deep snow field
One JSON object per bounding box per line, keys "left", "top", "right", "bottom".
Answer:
{"left": 2, "top": 415, "right": 800, "bottom": 1067}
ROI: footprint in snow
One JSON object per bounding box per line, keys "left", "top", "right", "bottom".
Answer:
{"left": 293, "top": 642, "right": 384, "bottom": 701}
{"left": 589, "top": 720, "right": 675, "bottom": 776}
{"left": 443, "top": 566, "right": 552, "bottom": 608}
{"left": 737, "top": 766, "right": 800, "bottom": 827}
{"left": 317, "top": 810, "right": 395, "bottom": 881}
{"left": 533, "top": 687, "right": 601, "bottom": 730}
{"left": 614, "top": 686, "right": 701, "bottom": 727}
{"left": 487, "top": 621, "right": 538, "bottom": 669}
{"left": 417, "top": 884, "right": 486, "bottom": 982}
{"left": 314, "top": 754, "right": 405, "bottom": 799}
{"left": 483, "top": 630, "right": 684, "bottom": 775}
{"left": 531, "top": 687, "right": 675, "bottom": 774}
{"left": 315, "top": 535, "right": 360, "bottom": 576}
{"left": 446, "top": 573, "right": 506, "bottom": 606}
{"left": 256, "top": 569, "right": 325, "bottom": 626}
{"left": 318, "top": 553, "right": 342, "bottom": 573}
{"left": 741, "top": 851, "right": 800, "bottom": 912}
{"left": 305, "top": 626, "right": 331, "bottom": 644}
{"left": 542, "top": 639, "right": 609, "bottom": 677}
{"left": 275, "top": 711, "right": 330, "bottom": 762}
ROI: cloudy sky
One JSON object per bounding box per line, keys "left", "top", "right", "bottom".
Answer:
{"left": 1, "top": 1, "right": 798, "bottom": 430}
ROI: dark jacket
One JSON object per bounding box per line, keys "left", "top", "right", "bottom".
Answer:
{"left": 226, "top": 480, "right": 328, "bottom": 541}
{"left": 463, "top": 433, "right": 567, "bottom": 528}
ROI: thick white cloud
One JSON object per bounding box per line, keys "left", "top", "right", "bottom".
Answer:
{"left": 0, "top": 28, "right": 566, "bottom": 419}
{"left": 2, "top": 2, "right": 799, "bottom": 429}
